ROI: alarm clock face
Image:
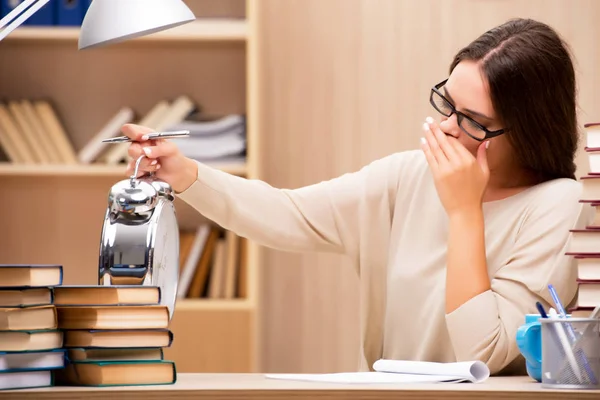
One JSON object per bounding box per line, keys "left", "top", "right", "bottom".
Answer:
{"left": 148, "top": 200, "right": 180, "bottom": 319}
{"left": 98, "top": 198, "right": 180, "bottom": 319}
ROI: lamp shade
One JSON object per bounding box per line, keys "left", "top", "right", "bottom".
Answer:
{"left": 78, "top": 0, "right": 196, "bottom": 50}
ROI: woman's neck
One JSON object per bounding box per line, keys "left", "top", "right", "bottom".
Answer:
{"left": 483, "top": 165, "right": 540, "bottom": 202}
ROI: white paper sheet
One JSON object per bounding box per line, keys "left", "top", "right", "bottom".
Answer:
{"left": 265, "top": 372, "right": 469, "bottom": 384}
{"left": 265, "top": 359, "right": 490, "bottom": 384}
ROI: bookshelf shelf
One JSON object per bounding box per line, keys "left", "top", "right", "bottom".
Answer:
{"left": 0, "top": 162, "right": 247, "bottom": 177}
{"left": 6, "top": 19, "right": 247, "bottom": 43}
{"left": 176, "top": 298, "right": 252, "bottom": 311}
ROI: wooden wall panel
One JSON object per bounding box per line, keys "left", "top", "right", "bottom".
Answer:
{"left": 183, "top": 0, "right": 246, "bottom": 18}
{"left": 255, "top": 0, "right": 600, "bottom": 373}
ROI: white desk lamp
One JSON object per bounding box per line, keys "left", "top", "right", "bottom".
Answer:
{"left": 0, "top": 0, "right": 196, "bottom": 49}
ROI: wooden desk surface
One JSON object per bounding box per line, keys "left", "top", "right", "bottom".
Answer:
{"left": 4, "top": 373, "right": 599, "bottom": 399}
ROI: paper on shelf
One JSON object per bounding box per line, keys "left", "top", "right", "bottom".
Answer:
{"left": 265, "top": 359, "right": 490, "bottom": 384}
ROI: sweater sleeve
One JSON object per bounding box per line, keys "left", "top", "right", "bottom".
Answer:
{"left": 175, "top": 154, "right": 402, "bottom": 258}
{"left": 444, "top": 179, "right": 591, "bottom": 375}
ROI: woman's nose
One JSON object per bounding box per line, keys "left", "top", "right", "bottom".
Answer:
{"left": 439, "top": 114, "right": 461, "bottom": 138}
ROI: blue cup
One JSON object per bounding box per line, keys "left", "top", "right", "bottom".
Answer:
{"left": 516, "top": 314, "right": 543, "bottom": 382}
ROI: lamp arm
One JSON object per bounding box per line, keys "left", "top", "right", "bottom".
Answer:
{"left": 0, "top": 0, "right": 51, "bottom": 41}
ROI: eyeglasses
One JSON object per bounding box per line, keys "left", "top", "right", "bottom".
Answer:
{"left": 429, "top": 79, "right": 505, "bottom": 141}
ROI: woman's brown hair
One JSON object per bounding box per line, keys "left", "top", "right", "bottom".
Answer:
{"left": 450, "top": 18, "right": 578, "bottom": 181}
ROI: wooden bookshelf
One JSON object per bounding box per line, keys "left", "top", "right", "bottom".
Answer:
{"left": 0, "top": 0, "right": 259, "bottom": 374}
{"left": 5, "top": 19, "right": 247, "bottom": 42}
{"left": 0, "top": 161, "right": 247, "bottom": 177}
{"left": 177, "top": 298, "right": 252, "bottom": 310}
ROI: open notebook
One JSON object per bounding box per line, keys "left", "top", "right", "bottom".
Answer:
{"left": 265, "top": 359, "right": 490, "bottom": 384}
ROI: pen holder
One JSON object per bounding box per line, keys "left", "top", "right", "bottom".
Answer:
{"left": 540, "top": 318, "right": 600, "bottom": 389}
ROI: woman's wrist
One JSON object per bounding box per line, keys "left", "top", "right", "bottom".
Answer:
{"left": 173, "top": 157, "right": 198, "bottom": 193}
{"left": 447, "top": 205, "right": 483, "bottom": 225}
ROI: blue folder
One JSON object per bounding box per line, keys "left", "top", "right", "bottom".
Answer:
{"left": 1, "top": 0, "right": 22, "bottom": 21}
{"left": 1, "top": 0, "right": 54, "bottom": 25}
{"left": 27, "top": 0, "right": 54, "bottom": 26}
{"left": 0, "top": 0, "right": 93, "bottom": 26}
{"left": 55, "top": 0, "right": 83, "bottom": 26}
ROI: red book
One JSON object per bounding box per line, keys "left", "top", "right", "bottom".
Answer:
{"left": 580, "top": 175, "right": 600, "bottom": 202}
{"left": 566, "top": 229, "right": 600, "bottom": 255}
{"left": 575, "top": 279, "right": 600, "bottom": 308}
{"left": 584, "top": 122, "right": 600, "bottom": 150}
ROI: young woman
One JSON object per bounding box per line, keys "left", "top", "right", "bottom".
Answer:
{"left": 121, "top": 18, "right": 590, "bottom": 375}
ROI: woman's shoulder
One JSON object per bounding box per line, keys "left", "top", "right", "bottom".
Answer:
{"left": 374, "top": 149, "right": 428, "bottom": 176}
{"left": 509, "top": 177, "right": 586, "bottom": 226}
{"left": 491, "top": 177, "right": 582, "bottom": 207}
{"left": 389, "top": 149, "right": 428, "bottom": 165}
{"left": 526, "top": 177, "right": 582, "bottom": 206}
{"left": 353, "top": 149, "right": 428, "bottom": 186}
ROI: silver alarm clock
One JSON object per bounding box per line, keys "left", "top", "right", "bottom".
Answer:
{"left": 98, "top": 154, "right": 180, "bottom": 319}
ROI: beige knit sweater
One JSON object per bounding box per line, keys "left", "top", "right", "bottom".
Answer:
{"left": 177, "top": 149, "right": 589, "bottom": 375}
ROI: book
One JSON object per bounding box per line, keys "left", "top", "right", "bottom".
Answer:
{"left": 576, "top": 279, "right": 600, "bottom": 307}
{"left": 62, "top": 329, "right": 173, "bottom": 349}
{"left": 77, "top": 107, "right": 135, "bottom": 164}
{"left": 585, "top": 148, "right": 600, "bottom": 174}
{"left": 177, "top": 224, "right": 211, "bottom": 298}
{"left": 7, "top": 100, "right": 48, "bottom": 163}
{"left": 566, "top": 229, "right": 600, "bottom": 255}
{"left": 67, "top": 347, "right": 164, "bottom": 362}
{"left": 266, "top": 359, "right": 490, "bottom": 384}
{"left": 0, "top": 288, "right": 52, "bottom": 308}
{"left": 580, "top": 175, "right": 600, "bottom": 202}
{"left": 168, "top": 113, "right": 247, "bottom": 162}
{"left": 56, "top": 305, "right": 169, "bottom": 330}
{"left": 0, "top": 305, "right": 58, "bottom": 331}
{"left": 19, "top": 100, "right": 61, "bottom": 164}
{"left": 583, "top": 203, "right": 600, "bottom": 228}
{"left": 572, "top": 254, "right": 600, "bottom": 280}
{"left": 31, "top": 100, "right": 78, "bottom": 164}
{"left": 0, "top": 370, "right": 53, "bottom": 390}
{"left": 0, "top": 330, "right": 63, "bottom": 352}
{"left": 0, "top": 349, "right": 66, "bottom": 372}
{"left": 585, "top": 122, "right": 600, "bottom": 149}
{"left": 53, "top": 285, "right": 160, "bottom": 306}
{"left": 568, "top": 306, "right": 596, "bottom": 317}
{"left": 0, "top": 103, "right": 36, "bottom": 163}
{"left": 54, "top": 360, "right": 176, "bottom": 387}
{"left": 0, "top": 264, "right": 63, "bottom": 287}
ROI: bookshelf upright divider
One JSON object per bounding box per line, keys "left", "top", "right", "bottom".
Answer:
{"left": 0, "top": 0, "right": 259, "bottom": 373}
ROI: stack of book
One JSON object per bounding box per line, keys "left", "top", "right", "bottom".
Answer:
{"left": 0, "top": 265, "right": 178, "bottom": 389}
{"left": 167, "top": 113, "right": 246, "bottom": 166}
{"left": 565, "top": 122, "right": 600, "bottom": 317}
{"left": 52, "top": 285, "right": 176, "bottom": 387}
{"left": 0, "top": 264, "right": 65, "bottom": 391}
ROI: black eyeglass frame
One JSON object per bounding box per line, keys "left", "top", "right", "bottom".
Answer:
{"left": 429, "top": 79, "right": 506, "bottom": 141}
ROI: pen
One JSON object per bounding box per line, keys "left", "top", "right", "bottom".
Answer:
{"left": 547, "top": 284, "right": 597, "bottom": 384}
{"left": 102, "top": 130, "right": 190, "bottom": 143}
{"left": 535, "top": 301, "right": 549, "bottom": 318}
